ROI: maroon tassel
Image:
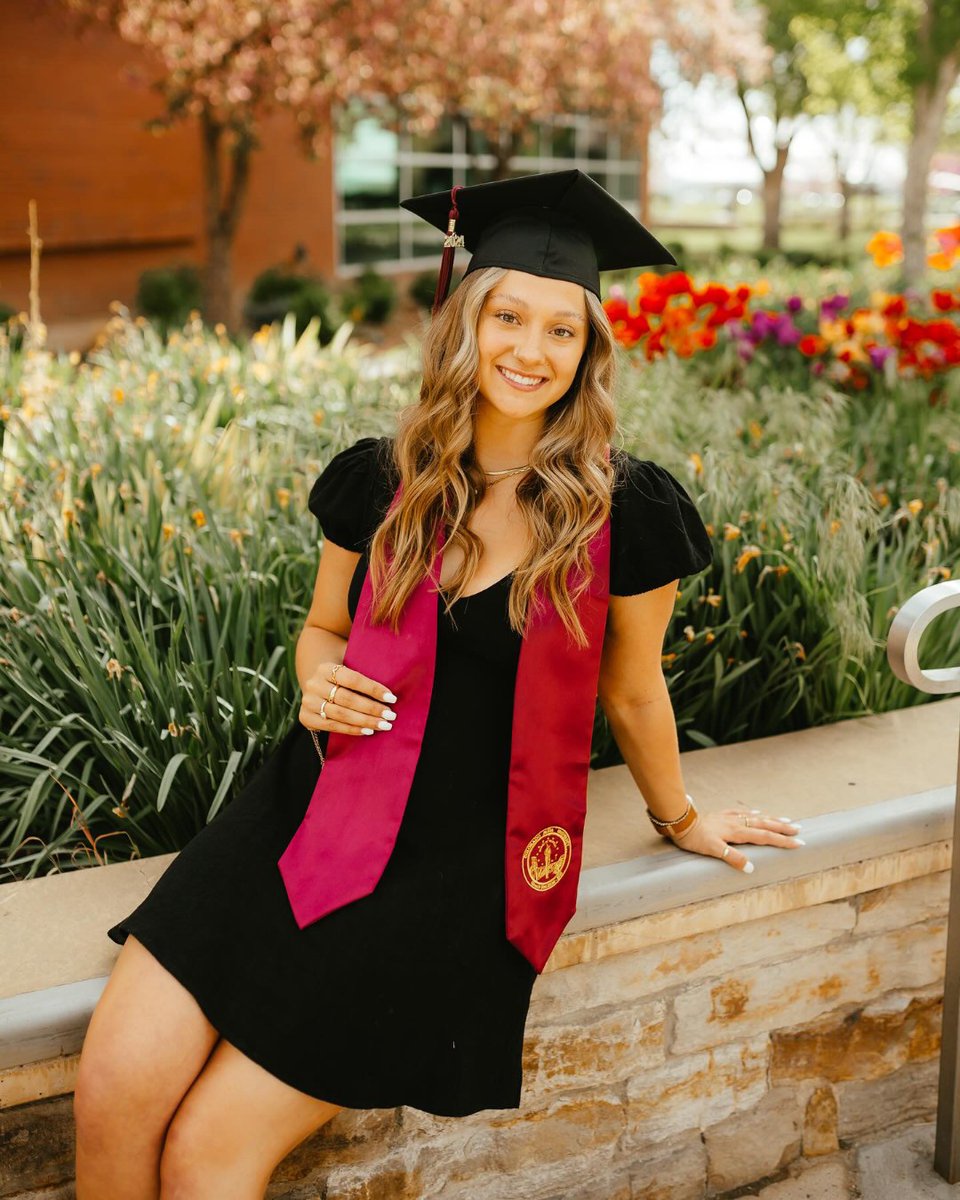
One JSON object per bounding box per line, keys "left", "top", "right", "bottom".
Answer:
{"left": 432, "top": 184, "right": 464, "bottom": 315}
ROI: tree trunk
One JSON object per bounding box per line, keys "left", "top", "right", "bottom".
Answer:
{"left": 199, "top": 109, "right": 254, "bottom": 329}
{"left": 735, "top": 76, "right": 794, "bottom": 254}
{"left": 901, "top": 41, "right": 959, "bottom": 286}
{"left": 761, "top": 144, "right": 790, "bottom": 251}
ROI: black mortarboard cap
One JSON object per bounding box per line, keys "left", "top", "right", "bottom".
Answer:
{"left": 399, "top": 168, "right": 677, "bottom": 314}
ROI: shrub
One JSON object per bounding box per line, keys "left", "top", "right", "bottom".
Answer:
{"left": 340, "top": 266, "right": 398, "bottom": 325}
{"left": 242, "top": 267, "right": 342, "bottom": 344}
{"left": 0, "top": 301, "right": 23, "bottom": 351}
{"left": 409, "top": 267, "right": 463, "bottom": 310}
{"left": 135, "top": 264, "right": 203, "bottom": 332}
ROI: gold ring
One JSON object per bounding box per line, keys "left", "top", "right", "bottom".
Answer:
{"left": 722, "top": 845, "right": 731, "bottom": 859}
{"left": 740, "top": 814, "right": 751, "bottom": 827}
{"left": 319, "top": 699, "right": 328, "bottom": 720}
{"left": 327, "top": 683, "right": 339, "bottom": 702}
{"left": 331, "top": 664, "right": 342, "bottom": 684}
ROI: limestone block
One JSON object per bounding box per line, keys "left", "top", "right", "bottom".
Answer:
{"left": 703, "top": 1086, "right": 802, "bottom": 1192}
{"left": 770, "top": 991, "right": 941, "bottom": 1085}
{"left": 802, "top": 1085, "right": 839, "bottom": 1157}
{"left": 310, "top": 1158, "right": 421, "bottom": 1200}
{"left": 273, "top": 1106, "right": 405, "bottom": 1178}
{"left": 622, "top": 1033, "right": 769, "bottom": 1147}
{"left": 671, "top": 921, "right": 945, "bottom": 1055}
{"left": 486, "top": 1088, "right": 625, "bottom": 1175}
{"left": 836, "top": 1059, "right": 938, "bottom": 1141}
{"left": 528, "top": 898, "right": 855, "bottom": 1027}
{"left": 755, "top": 1157, "right": 854, "bottom": 1198}
{"left": 627, "top": 1129, "right": 708, "bottom": 1200}
{"left": 855, "top": 871, "right": 949, "bottom": 936}
{"left": 521, "top": 1000, "right": 666, "bottom": 1101}
{"left": 0, "top": 1094, "right": 75, "bottom": 1195}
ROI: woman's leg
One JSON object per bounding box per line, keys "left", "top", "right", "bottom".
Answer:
{"left": 158, "top": 1038, "right": 343, "bottom": 1199}
{"left": 74, "top": 934, "right": 221, "bottom": 1200}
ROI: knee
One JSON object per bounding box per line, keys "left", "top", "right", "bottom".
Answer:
{"left": 159, "top": 1111, "right": 270, "bottom": 1197}
{"left": 73, "top": 1036, "right": 167, "bottom": 1146}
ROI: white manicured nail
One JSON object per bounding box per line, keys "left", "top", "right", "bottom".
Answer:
{"left": 743, "top": 861, "right": 755, "bottom": 874}
{"left": 377, "top": 719, "right": 392, "bottom": 730}
{"left": 384, "top": 691, "right": 398, "bottom": 703}
{"left": 794, "top": 838, "right": 806, "bottom": 846}
{"left": 381, "top": 709, "right": 396, "bottom": 720}
{"left": 362, "top": 728, "right": 375, "bottom": 735}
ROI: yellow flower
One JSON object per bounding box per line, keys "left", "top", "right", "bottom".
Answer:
{"left": 906, "top": 498, "right": 923, "bottom": 516}
{"left": 792, "top": 642, "right": 806, "bottom": 661}
{"left": 276, "top": 487, "right": 291, "bottom": 509}
{"left": 191, "top": 509, "right": 206, "bottom": 528}
{"left": 704, "top": 631, "right": 715, "bottom": 644}
{"left": 113, "top": 387, "right": 125, "bottom": 404}
{"left": 106, "top": 658, "right": 123, "bottom": 680}
{"left": 683, "top": 625, "right": 696, "bottom": 642}
{"left": 735, "top": 545, "right": 761, "bottom": 573}
{"left": 723, "top": 522, "right": 741, "bottom": 540}
{"left": 314, "top": 410, "right": 325, "bottom": 426}
{"left": 829, "top": 519, "right": 842, "bottom": 536}
{"left": 162, "top": 523, "right": 176, "bottom": 540}
{"left": 748, "top": 420, "right": 763, "bottom": 441}
{"left": 661, "top": 652, "right": 677, "bottom": 667}
{"left": 689, "top": 451, "right": 703, "bottom": 476}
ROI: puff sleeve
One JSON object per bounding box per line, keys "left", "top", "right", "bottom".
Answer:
{"left": 609, "top": 451, "right": 714, "bottom": 596}
{"left": 307, "top": 436, "right": 385, "bottom": 551}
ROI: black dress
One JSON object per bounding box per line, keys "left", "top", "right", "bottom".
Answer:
{"left": 106, "top": 436, "right": 712, "bottom": 1118}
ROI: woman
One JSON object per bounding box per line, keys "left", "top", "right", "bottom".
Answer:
{"left": 73, "top": 170, "right": 803, "bottom": 1198}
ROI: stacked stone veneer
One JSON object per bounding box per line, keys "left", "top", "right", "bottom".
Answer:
{"left": 0, "top": 844, "right": 948, "bottom": 1199}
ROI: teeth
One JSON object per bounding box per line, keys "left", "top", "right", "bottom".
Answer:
{"left": 500, "top": 367, "right": 544, "bottom": 386}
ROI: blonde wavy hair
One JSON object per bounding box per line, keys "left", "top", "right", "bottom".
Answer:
{"left": 367, "top": 265, "right": 620, "bottom": 646}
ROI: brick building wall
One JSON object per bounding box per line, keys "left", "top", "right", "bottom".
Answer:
{"left": 0, "top": 1, "right": 337, "bottom": 331}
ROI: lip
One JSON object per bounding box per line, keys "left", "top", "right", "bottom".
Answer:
{"left": 496, "top": 365, "right": 548, "bottom": 391}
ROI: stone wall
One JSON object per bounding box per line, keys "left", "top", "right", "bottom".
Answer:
{"left": 1, "top": 845, "right": 947, "bottom": 1199}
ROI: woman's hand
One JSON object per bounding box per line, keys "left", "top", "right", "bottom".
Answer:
{"left": 301, "top": 662, "right": 398, "bottom": 737}
{"left": 668, "top": 807, "right": 804, "bottom": 873}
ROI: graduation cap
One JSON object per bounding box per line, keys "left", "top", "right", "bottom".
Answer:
{"left": 399, "top": 168, "right": 677, "bottom": 315}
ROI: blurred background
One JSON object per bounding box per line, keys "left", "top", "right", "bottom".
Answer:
{"left": 1, "top": 0, "right": 957, "bottom": 346}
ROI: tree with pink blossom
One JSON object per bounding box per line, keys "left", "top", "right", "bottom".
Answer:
{"left": 61, "top": 0, "right": 766, "bottom": 327}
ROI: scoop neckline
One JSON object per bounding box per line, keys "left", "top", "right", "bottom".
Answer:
{"left": 441, "top": 571, "right": 515, "bottom": 604}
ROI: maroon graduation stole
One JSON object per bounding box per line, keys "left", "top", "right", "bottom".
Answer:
{"left": 278, "top": 457, "right": 611, "bottom": 973}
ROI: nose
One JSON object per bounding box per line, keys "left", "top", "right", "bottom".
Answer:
{"left": 512, "top": 327, "right": 548, "bottom": 368}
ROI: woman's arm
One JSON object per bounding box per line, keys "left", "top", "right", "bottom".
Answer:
{"left": 597, "top": 580, "right": 802, "bottom": 870}
{"left": 597, "top": 580, "right": 689, "bottom": 823}
{"left": 295, "top": 540, "right": 359, "bottom": 692}
{"left": 295, "top": 540, "right": 398, "bottom": 737}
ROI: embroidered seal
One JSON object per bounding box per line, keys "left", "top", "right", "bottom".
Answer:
{"left": 521, "top": 825, "right": 572, "bottom": 891}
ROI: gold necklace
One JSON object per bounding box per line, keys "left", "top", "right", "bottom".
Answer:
{"left": 481, "top": 464, "right": 531, "bottom": 480}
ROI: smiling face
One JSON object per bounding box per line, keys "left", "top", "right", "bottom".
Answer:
{"left": 475, "top": 269, "right": 589, "bottom": 422}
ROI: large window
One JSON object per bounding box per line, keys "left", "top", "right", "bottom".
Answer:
{"left": 334, "top": 101, "right": 642, "bottom": 273}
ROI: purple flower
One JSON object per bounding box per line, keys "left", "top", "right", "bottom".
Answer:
{"left": 786, "top": 295, "right": 803, "bottom": 313}
{"left": 868, "top": 344, "right": 894, "bottom": 370}
{"left": 811, "top": 361, "right": 825, "bottom": 376}
{"left": 752, "top": 311, "right": 776, "bottom": 338}
{"left": 820, "top": 294, "right": 849, "bottom": 319}
{"left": 774, "top": 315, "right": 801, "bottom": 346}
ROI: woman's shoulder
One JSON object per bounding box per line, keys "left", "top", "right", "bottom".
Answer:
{"left": 607, "top": 447, "right": 714, "bottom": 596}
{"left": 307, "top": 435, "right": 397, "bottom": 551}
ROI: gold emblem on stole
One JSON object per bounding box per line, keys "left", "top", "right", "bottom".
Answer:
{"left": 521, "top": 825, "right": 572, "bottom": 891}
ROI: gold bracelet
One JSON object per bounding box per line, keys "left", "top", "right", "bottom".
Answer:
{"left": 647, "top": 793, "right": 699, "bottom": 840}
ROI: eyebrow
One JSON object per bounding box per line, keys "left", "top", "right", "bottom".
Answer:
{"left": 488, "top": 292, "right": 586, "bottom": 324}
